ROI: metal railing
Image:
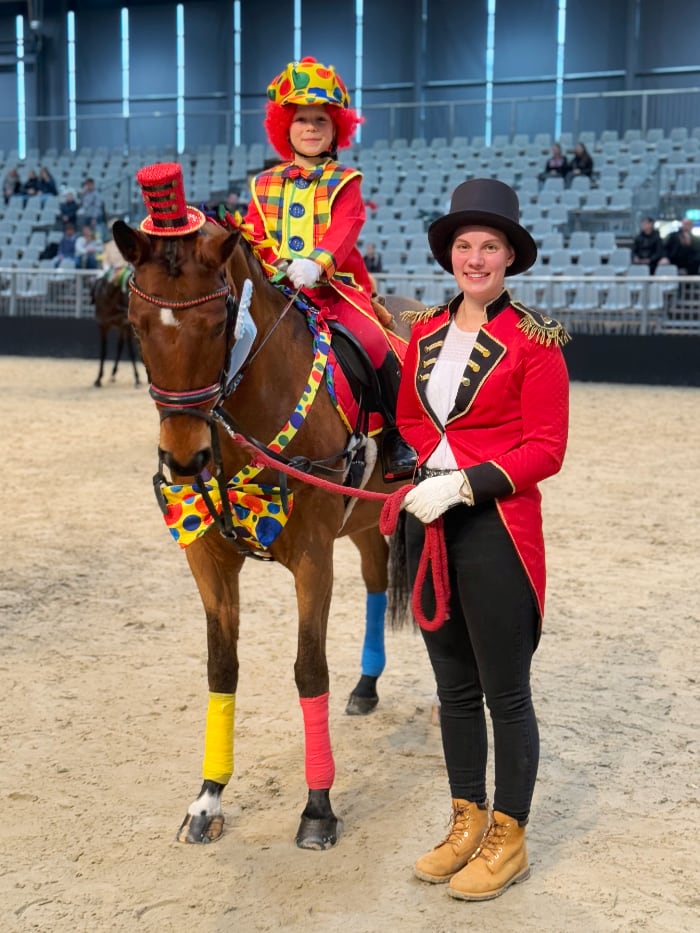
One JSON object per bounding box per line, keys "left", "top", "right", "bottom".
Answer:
{"left": 1, "top": 266, "right": 697, "bottom": 338}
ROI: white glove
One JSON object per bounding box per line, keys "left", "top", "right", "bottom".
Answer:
{"left": 402, "top": 471, "right": 472, "bottom": 524}
{"left": 287, "top": 258, "right": 322, "bottom": 288}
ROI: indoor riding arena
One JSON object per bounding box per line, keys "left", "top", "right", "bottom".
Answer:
{"left": 1, "top": 3, "right": 698, "bottom": 932}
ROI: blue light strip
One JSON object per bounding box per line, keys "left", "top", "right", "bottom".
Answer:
{"left": 15, "top": 15, "right": 26, "bottom": 161}
{"left": 67, "top": 12, "right": 76, "bottom": 151}
{"left": 176, "top": 5, "right": 185, "bottom": 153}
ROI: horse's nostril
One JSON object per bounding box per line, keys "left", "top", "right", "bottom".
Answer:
{"left": 162, "top": 448, "right": 212, "bottom": 477}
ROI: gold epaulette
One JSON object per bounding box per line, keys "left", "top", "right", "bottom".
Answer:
{"left": 400, "top": 304, "right": 445, "bottom": 325}
{"left": 512, "top": 300, "right": 571, "bottom": 347}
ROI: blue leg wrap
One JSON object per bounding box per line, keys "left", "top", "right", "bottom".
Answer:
{"left": 361, "top": 592, "right": 387, "bottom": 677}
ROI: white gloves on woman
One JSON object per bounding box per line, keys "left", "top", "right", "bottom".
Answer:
{"left": 287, "top": 258, "right": 322, "bottom": 288}
{"left": 402, "top": 471, "right": 473, "bottom": 524}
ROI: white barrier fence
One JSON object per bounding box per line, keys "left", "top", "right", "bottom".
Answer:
{"left": 0, "top": 267, "right": 697, "bottom": 338}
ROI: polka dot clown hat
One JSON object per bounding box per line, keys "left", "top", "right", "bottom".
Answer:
{"left": 136, "top": 162, "right": 206, "bottom": 236}
{"left": 266, "top": 56, "right": 351, "bottom": 109}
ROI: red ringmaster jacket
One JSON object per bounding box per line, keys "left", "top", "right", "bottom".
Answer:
{"left": 397, "top": 290, "right": 570, "bottom": 620}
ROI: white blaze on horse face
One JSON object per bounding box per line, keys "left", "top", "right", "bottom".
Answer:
{"left": 159, "top": 306, "right": 180, "bottom": 328}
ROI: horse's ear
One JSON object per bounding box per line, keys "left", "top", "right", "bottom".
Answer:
{"left": 198, "top": 225, "right": 240, "bottom": 269}
{"left": 113, "top": 220, "right": 152, "bottom": 265}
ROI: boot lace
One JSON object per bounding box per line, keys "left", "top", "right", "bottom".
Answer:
{"left": 441, "top": 803, "right": 475, "bottom": 850}
{"left": 475, "top": 820, "right": 509, "bottom": 863}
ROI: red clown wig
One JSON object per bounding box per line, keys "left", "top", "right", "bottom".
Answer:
{"left": 264, "top": 56, "right": 362, "bottom": 160}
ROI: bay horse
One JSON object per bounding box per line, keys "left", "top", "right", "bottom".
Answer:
{"left": 113, "top": 217, "right": 420, "bottom": 850}
{"left": 92, "top": 274, "right": 142, "bottom": 388}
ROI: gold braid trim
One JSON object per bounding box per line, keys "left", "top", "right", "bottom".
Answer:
{"left": 400, "top": 304, "right": 444, "bottom": 325}
{"left": 512, "top": 300, "right": 571, "bottom": 347}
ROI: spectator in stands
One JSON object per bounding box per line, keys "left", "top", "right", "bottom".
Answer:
{"left": 237, "top": 54, "right": 415, "bottom": 481}
{"left": 54, "top": 223, "right": 78, "bottom": 267}
{"left": 396, "top": 177, "right": 569, "bottom": 903}
{"left": 631, "top": 216, "right": 668, "bottom": 275}
{"left": 77, "top": 177, "right": 105, "bottom": 231}
{"left": 74, "top": 223, "right": 103, "bottom": 269}
{"left": 664, "top": 217, "right": 700, "bottom": 275}
{"left": 3, "top": 167, "right": 22, "bottom": 204}
{"left": 22, "top": 169, "right": 41, "bottom": 200}
{"left": 538, "top": 142, "right": 569, "bottom": 185}
{"left": 58, "top": 188, "right": 79, "bottom": 228}
{"left": 38, "top": 166, "right": 58, "bottom": 201}
{"left": 363, "top": 241, "right": 383, "bottom": 274}
{"left": 566, "top": 142, "right": 594, "bottom": 184}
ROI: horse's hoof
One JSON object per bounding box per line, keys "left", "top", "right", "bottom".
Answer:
{"left": 176, "top": 811, "right": 225, "bottom": 844}
{"left": 93, "top": 380, "right": 102, "bottom": 388}
{"left": 295, "top": 814, "right": 342, "bottom": 850}
{"left": 345, "top": 691, "right": 379, "bottom": 715}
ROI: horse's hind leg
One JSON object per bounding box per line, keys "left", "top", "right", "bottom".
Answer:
{"left": 111, "top": 333, "right": 124, "bottom": 382}
{"left": 345, "top": 527, "right": 389, "bottom": 716}
{"left": 126, "top": 330, "right": 141, "bottom": 386}
{"left": 94, "top": 331, "right": 108, "bottom": 387}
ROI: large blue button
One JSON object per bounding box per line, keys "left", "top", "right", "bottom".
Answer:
{"left": 295, "top": 177, "right": 311, "bottom": 189}
{"left": 289, "top": 235, "right": 305, "bottom": 251}
{"left": 290, "top": 202, "right": 305, "bottom": 218}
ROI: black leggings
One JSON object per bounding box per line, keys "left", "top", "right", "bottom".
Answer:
{"left": 405, "top": 502, "right": 540, "bottom": 823}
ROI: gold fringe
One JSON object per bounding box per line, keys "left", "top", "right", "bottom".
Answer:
{"left": 512, "top": 300, "right": 571, "bottom": 347}
{"left": 400, "top": 304, "right": 443, "bottom": 324}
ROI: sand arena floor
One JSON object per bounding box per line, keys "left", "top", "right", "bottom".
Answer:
{"left": 0, "top": 356, "right": 698, "bottom": 933}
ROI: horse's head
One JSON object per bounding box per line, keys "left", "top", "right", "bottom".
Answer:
{"left": 113, "top": 219, "right": 240, "bottom": 478}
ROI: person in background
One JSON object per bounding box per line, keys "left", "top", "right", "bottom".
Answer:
{"left": 631, "top": 216, "right": 668, "bottom": 275}
{"left": 3, "top": 167, "right": 22, "bottom": 204}
{"left": 38, "top": 166, "right": 58, "bottom": 201}
{"left": 567, "top": 142, "right": 594, "bottom": 183}
{"left": 397, "top": 178, "right": 570, "bottom": 902}
{"left": 664, "top": 216, "right": 700, "bottom": 275}
{"left": 74, "top": 223, "right": 103, "bottom": 269}
{"left": 22, "top": 168, "right": 40, "bottom": 200}
{"left": 54, "top": 223, "right": 78, "bottom": 267}
{"left": 77, "top": 177, "right": 105, "bottom": 231}
{"left": 362, "top": 241, "right": 383, "bottom": 274}
{"left": 58, "top": 189, "right": 79, "bottom": 228}
{"left": 238, "top": 55, "right": 415, "bottom": 482}
{"left": 538, "top": 142, "right": 569, "bottom": 184}
{"left": 100, "top": 218, "right": 131, "bottom": 290}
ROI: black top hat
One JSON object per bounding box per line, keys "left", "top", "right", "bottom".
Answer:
{"left": 428, "top": 178, "right": 537, "bottom": 276}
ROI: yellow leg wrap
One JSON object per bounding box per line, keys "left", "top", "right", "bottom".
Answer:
{"left": 202, "top": 692, "right": 235, "bottom": 784}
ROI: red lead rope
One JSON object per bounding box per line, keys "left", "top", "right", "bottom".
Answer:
{"left": 379, "top": 488, "right": 451, "bottom": 631}
{"left": 220, "top": 428, "right": 450, "bottom": 630}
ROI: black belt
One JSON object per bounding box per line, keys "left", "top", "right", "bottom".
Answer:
{"left": 417, "top": 465, "right": 456, "bottom": 482}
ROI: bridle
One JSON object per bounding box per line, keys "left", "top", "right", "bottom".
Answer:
{"left": 129, "top": 275, "right": 237, "bottom": 416}
{"left": 128, "top": 273, "right": 359, "bottom": 554}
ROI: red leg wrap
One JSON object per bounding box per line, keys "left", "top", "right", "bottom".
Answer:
{"left": 299, "top": 692, "right": 335, "bottom": 789}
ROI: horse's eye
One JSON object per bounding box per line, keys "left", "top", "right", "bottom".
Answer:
{"left": 212, "top": 320, "right": 226, "bottom": 338}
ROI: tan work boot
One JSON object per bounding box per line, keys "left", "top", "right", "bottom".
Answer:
{"left": 448, "top": 809, "right": 530, "bottom": 900}
{"left": 414, "top": 799, "right": 489, "bottom": 883}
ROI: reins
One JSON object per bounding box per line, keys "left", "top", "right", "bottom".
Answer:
{"left": 130, "top": 262, "right": 449, "bottom": 629}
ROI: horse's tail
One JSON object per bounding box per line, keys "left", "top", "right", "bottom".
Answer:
{"left": 386, "top": 510, "right": 413, "bottom": 630}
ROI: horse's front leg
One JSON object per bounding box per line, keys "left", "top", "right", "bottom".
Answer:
{"left": 288, "top": 537, "right": 341, "bottom": 850}
{"left": 345, "top": 527, "right": 389, "bottom": 715}
{"left": 177, "top": 540, "right": 244, "bottom": 844}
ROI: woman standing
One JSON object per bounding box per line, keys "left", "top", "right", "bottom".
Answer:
{"left": 238, "top": 56, "right": 415, "bottom": 481}
{"left": 397, "top": 179, "right": 570, "bottom": 901}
